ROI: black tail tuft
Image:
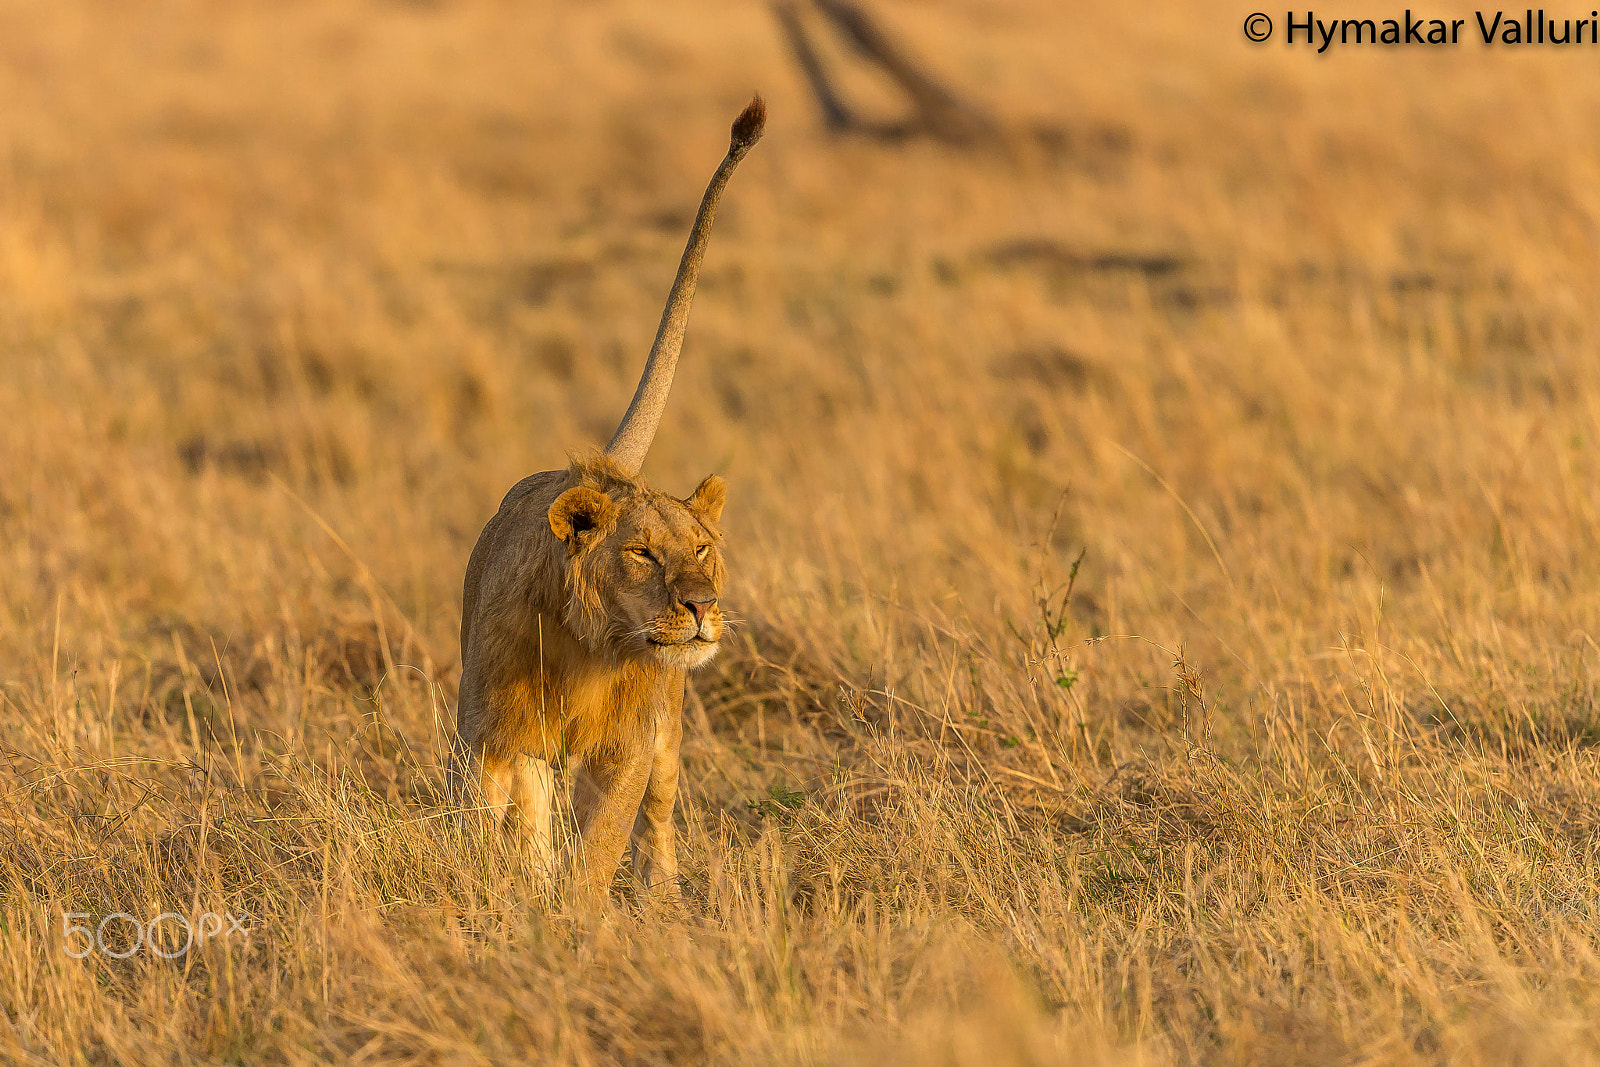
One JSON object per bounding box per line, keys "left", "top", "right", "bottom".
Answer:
{"left": 730, "top": 94, "right": 767, "bottom": 151}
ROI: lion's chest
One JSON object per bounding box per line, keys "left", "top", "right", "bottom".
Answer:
{"left": 488, "top": 659, "right": 676, "bottom": 760}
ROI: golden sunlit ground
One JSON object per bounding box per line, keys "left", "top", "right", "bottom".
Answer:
{"left": 4, "top": 1, "right": 1600, "bottom": 1062}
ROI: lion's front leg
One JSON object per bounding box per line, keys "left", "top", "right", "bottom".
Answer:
{"left": 630, "top": 704, "right": 683, "bottom": 900}
{"left": 508, "top": 754, "right": 557, "bottom": 871}
{"left": 566, "top": 736, "right": 654, "bottom": 905}
{"left": 451, "top": 740, "right": 515, "bottom": 830}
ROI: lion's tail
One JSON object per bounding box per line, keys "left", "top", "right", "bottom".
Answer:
{"left": 604, "top": 95, "right": 766, "bottom": 476}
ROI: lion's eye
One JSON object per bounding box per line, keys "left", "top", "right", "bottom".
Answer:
{"left": 695, "top": 545, "right": 710, "bottom": 561}
{"left": 630, "top": 547, "right": 657, "bottom": 565}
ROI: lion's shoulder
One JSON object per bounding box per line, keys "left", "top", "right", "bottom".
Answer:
{"left": 495, "top": 469, "right": 567, "bottom": 515}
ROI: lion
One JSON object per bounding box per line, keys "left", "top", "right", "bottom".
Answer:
{"left": 453, "top": 96, "right": 765, "bottom": 904}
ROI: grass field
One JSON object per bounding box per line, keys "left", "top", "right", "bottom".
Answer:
{"left": 4, "top": 0, "right": 1600, "bottom": 1062}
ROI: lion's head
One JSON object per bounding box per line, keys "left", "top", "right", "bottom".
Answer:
{"left": 547, "top": 454, "right": 727, "bottom": 669}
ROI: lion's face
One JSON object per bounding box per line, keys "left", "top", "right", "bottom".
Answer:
{"left": 549, "top": 474, "right": 727, "bottom": 669}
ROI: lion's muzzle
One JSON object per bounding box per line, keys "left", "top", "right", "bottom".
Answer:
{"left": 681, "top": 595, "right": 715, "bottom": 626}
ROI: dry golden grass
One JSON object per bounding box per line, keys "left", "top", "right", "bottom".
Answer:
{"left": 4, "top": 0, "right": 1600, "bottom": 1062}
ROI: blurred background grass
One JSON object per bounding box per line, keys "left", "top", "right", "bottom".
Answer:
{"left": 3, "top": 0, "right": 1600, "bottom": 1062}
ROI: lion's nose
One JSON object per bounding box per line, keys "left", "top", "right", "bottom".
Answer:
{"left": 681, "top": 596, "right": 715, "bottom": 625}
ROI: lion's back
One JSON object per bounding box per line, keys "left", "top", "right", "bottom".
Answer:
{"left": 459, "top": 469, "right": 567, "bottom": 665}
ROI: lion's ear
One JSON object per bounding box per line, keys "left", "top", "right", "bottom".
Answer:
{"left": 685, "top": 474, "right": 726, "bottom": 525}
{"left": 549, "top": 487, "right": 614, "bottom": 548}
